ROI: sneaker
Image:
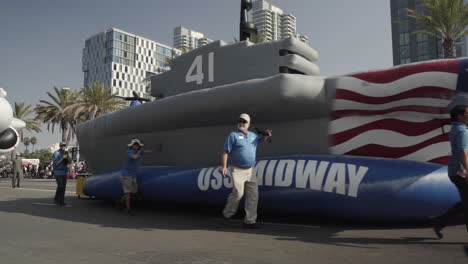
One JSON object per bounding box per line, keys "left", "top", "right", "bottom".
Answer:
{"left": 59, "top": 203, "right": 67, "bottom": 207}
{"left": 433, "top": 226, "right": 443, "bottom": 239}
{"left": 430, "top": 218, "right": 444, "bottom": 239}
{"left": 243, "top": 223, "right": 259, "bottom": 229}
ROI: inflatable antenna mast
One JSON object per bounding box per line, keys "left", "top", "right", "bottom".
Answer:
{"left": 240, "top": 0, "right": 257, "bottom": 41}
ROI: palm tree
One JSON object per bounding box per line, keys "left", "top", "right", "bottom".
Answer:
{"left": 23, "top": 137, "right": 30, "bottom": 152}
{"left": 164, "top": 49, "right": 179, "bottom": 68}
{"left": 13, "top": 102, "right": 42, "bottom": 140}
{"left": 66, "top": 82, "right": 125, "bottom": 121}
{"left": 30, "top": 136, "right": 37, "bottom": 152}
{"left": 35, "top": 87, "right": 79, "bottom": 145}
{"left": 396, "top": 0, "right": 468, "bottom": 58}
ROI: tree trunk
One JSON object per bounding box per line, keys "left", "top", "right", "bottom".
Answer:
{"left": 61, "top": 125, "right": 68, "bottom": 144}
{"left": 443, "top": 38, "right": 456, "bottom": 58}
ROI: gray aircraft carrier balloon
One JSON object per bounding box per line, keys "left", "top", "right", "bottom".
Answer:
{"left": 77, "top": 37, "right": 465, "bottom": 221}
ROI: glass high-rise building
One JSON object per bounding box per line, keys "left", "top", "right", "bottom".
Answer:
{"left": 173, "top": 26, "right": 213, "bottom": 51}
{"left": 82, "top": 28, "right": 181, "bottom": 100}
{"left": 390, "top": 0, "right": 467, "bottom": 65}
{"left": 251, "top": 0, "right": 308, "bottom": 43}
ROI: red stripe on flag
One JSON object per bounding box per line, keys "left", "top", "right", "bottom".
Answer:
{"left": 428, "top": 156, "right": 450, "bottom": 165}
{"left": 342, "top": 133, "right": 449, "bottom": 159}
{"left": 331, "top": 118, "right": 448, "bottom": 146}
{"left": 350, "top": 60, "right": 459, "bottom": 83}
{"left": 335, "top": 87, "right": 454, "bottom": 104}
{"left": 332, "top": 106, "right": 445, "bottom": 119}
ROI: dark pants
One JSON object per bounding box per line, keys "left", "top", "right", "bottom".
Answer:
{"left": 12, "top": 172, "right": 21, "bottom": 188}
{"left": 434, "top": 175, "right": 468, "bottom": 231}
{"left": 54, "top": 175, "right": 67, "bottom": 205}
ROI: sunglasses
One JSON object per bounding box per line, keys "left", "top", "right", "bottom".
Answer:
{"left": 238, "top": 119, "right": 248, "bottom": 124}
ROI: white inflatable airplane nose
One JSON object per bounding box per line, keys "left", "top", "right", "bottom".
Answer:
{"left": 0, "top": 88, "right": 26, "bottom": 154}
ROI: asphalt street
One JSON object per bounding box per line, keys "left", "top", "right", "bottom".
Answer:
{"left": 0, "top": 178, "right": 467, "bottom": 264}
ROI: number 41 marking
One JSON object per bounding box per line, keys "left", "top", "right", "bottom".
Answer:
{"left": 185, "top": 52, "right": 214, "bottom": 85}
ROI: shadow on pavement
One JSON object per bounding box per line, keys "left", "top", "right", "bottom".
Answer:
{"left": 0, "top": 195, "right": 467, "bottom": 250}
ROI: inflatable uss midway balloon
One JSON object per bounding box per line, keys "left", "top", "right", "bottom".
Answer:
{"left": 0, "top": 88, "right": 25, "bottom": 154}
{"left": 77, "top": 36, "right": 468, "bottom": 221}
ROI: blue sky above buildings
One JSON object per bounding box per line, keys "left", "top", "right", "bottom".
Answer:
{"left": 0, "top": 0, "right": 392, "bottom": 150}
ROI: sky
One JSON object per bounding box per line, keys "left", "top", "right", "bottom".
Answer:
{"left": 0, "top": 0, "right": 393, "bottom": 151}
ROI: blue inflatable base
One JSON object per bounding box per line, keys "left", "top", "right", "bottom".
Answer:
{"left": 84, "top": 155, "right": 459, "bottom": 222}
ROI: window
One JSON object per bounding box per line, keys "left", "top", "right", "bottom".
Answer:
{"left": 415, "top": 3, "right": 425, "bottom": 13}
{"left": 125, "top": 66, "right": 128, "bottom": 73}
{"left": 113, "top": 79, "right": 116, "bottom": 86}
{"left": 400, "top": 45, "right": 410, "bottom": 58}
{"left": 401, "top": 58, "right": 411, "bottom": 64}
{"left": 113, "top": 64, "right": 117, "bottom": 70}
{"left": 122, "top": 73, "right": 125, "bottom": 80}
{"left": 417, "top": 42, "right": 429, "bottom": 55}
{"left": 119, "top": 80, "right": 122, "bottom": 87}
{"left": 399, "top": 23, "right": 408, "bottom": 33}
{"left": 116, "top": 72, "right": 119, "bottom": 79}
{"left": 418, "top": 55, "right": 430, "bottom": 61}
{"left": 399, "top": 33, "right": 409, "bottom": 45}
{"left": 417, "top": 34, "right": 428, "bottom": 42}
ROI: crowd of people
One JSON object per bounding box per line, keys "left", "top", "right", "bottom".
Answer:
{"left": 0, "top": 159, "right": 89, "bottom": 179}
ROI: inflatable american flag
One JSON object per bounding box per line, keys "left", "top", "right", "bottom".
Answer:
{"left": 329, "top": 59, "right": 468, "bottom": 165}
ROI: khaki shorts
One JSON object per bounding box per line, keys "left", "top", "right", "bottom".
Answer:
{"left": 121, "top": 176, "right": 138, "bottom": 194}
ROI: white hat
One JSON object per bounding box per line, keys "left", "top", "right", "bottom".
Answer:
{"left": 128, "top": 138, "right": 144, "bottom": 147}
{"left": 239, "top": 113, "right": 251, "bottom": 123}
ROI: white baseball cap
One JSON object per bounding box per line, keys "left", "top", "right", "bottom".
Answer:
{"left": 239, "top": 113, "right": 251, "bottom": 123}
{"left": 128, "top": 138, "right": 144, "bottom": 147}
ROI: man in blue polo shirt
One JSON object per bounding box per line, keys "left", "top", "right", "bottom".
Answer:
{"left": 221, "top": 113, "right": 272, "bottom": 228}
{"left": 53, "top": 142, "right": 71, "bottom": 206}
{"left": 432, "top": 105, "right": 468, "bottom": 240}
